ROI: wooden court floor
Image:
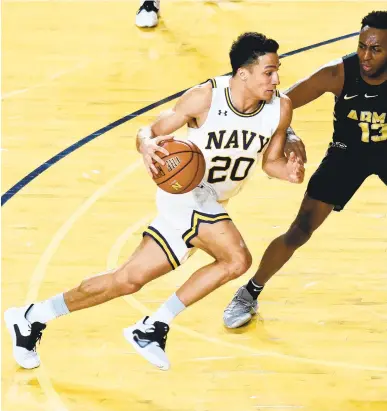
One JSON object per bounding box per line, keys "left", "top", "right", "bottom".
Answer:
{"left": 2, "top": 1, "right": 387, "bottom": 410}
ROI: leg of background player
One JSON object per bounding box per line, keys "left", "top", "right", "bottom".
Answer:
{"left": 224, "top": 195, "right": 333, "bottom": 328}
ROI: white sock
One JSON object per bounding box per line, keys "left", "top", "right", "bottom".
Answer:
{"left": 26, "top": 293, "right": 70, "bottom": 324}
{"left": 148, "top": 293, "right": 186, "bottom": 325}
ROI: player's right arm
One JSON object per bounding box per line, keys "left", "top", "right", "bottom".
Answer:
{"left": 284, "top": 58, "right": 344, "bottom": 109}
{"left": 281, "top": 59, "right": 345, "bottom": 163}
{"left": 136, "top": 83, "right": 212, "bottom": 176}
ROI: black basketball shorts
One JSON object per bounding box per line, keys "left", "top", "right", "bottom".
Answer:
{"left": 307, "top": 143, "right": 387, "bottom": 211}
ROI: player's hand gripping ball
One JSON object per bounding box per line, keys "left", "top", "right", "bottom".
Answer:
{"left": 152, "top": 139, "right": 206, "bottom": 194}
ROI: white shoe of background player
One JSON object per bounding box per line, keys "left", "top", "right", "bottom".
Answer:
{"left": 136, "top": 0, "right": 160, "bottom": 28}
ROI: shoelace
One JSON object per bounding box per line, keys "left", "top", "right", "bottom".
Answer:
{"left": 140, "top": 319, "right": 169, "bottom": 350}
{"left": 153, "top": 322, "right": 169, "bottom": 350}
{"left": 236, "top": 298, "right": 254, "bottom": 312}
{"left": 35, "top": 332, "right": 43, "bottom": 349}
{"left": 225, "top": 294, "right": 252, "bottom": 313}
{"left": 26, "top": 324, "right": 45, "bottom": 351}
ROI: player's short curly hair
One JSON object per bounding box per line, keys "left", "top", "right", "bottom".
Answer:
{"left": 361, "top": 11, "right": 387, "bottom": 30}
{"left": 229, "top": 32, "right": 279, "bottom": 76}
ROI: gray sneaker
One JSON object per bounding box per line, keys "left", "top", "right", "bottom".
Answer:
{"left": 223, "top": 286, "right": 258, "bottom": 329}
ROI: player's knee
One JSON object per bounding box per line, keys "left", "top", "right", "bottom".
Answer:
{"left": 284, "top": 218, "right": 314, "bottom": 248}
{"left": 223, "top": 248, "right": 252, "bottom": 281}
{"left": 113, "top": 268, "right": 146, "bottom": 295}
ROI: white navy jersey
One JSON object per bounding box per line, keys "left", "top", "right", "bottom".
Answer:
{"left": 187, "top": 75, "right": 282, "bottom": 201}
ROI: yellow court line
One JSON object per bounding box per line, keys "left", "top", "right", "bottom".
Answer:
{"left": 107, "top": 220, "right": 387, "bottom": 373}
{"left": 7, "top": 159, "right": 143, "bottom": 411}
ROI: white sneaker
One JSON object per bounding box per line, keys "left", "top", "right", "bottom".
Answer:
{"left": 4, "top": 304, "right": 46, "bottom": 369}
{"left": 223, "top": 286, "right": 258, "bottom": 329}
{"left": 123, "top": 316, "right": 170, "bottom": 370}
{"left": 135, "top": 0, "right": 159, "bottom": 28}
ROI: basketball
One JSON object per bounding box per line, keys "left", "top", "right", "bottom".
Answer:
{"left": 152, "top": 139, "right": 205, "bottom": 194}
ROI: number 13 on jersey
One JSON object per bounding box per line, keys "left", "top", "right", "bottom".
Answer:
{"left": 359, "top": 122, "right": 387, "bottom": 143}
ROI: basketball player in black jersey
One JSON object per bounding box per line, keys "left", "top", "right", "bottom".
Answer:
{"left": 224, "top": 10, "right": 387, "bottom": 328}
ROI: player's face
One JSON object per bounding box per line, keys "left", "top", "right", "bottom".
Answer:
{"left": 358, "top": 26, "right": 387, "bottom": 79}
{"left": 244, "top": 53, "right": 281, "bottom": 101}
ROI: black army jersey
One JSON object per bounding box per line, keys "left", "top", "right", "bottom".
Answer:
{"left": 333, "top": 53, "right": 387, "bottom": 150}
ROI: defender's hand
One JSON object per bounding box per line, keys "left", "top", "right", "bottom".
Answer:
{"left": 285, "top": 130, "right": 307, "bottom": 164}
{"left": 286, "top": 152, "right": 305, "bottom": 183}
{"left": 140, "top": 135, "right": 174, "bottom": 177}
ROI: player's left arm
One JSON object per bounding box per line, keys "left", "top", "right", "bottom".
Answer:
{"left": 262, "top": 96, "right": 305, "bottom": 184}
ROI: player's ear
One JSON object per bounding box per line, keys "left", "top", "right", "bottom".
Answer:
{"left": 238, "top": 67, "right": 248, "bottom": 81}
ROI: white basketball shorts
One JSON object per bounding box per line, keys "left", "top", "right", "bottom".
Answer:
{"left": 143, "top": 183, "right": 231, "bottom": 270}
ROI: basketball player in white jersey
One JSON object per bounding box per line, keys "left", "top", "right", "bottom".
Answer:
{"left": 5, "top": 32, "right": 304, "bottom": 372}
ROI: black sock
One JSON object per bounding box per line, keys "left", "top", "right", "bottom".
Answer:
{"left": 245, "top": 278, "right": 264, "bottom": 300}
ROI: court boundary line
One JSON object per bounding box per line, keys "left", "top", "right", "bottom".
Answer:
{"left": 1, "top": 31, "right": 359, "bottom": 206}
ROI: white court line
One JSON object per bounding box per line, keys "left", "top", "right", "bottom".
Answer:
{"left": 303, "top": 281, "right": 318, "bottom": 289}
{"left": 2, "top": 61, "right": 88, "bottom": 99}
{"left": 364, "top": 307, "right": 387, "bottom": 321}
{"left": 107, "top": 221, "right": 387, "bottom": 373}
{"left": 6, "top": 159, "right": 142, "bottom": 411}
{"left": 254, "top": 407, "right": 304, "bottom": 409}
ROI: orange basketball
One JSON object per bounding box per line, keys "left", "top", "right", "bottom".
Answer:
{"left": 152, "top": 139, "right": 205, "bottom": 194}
